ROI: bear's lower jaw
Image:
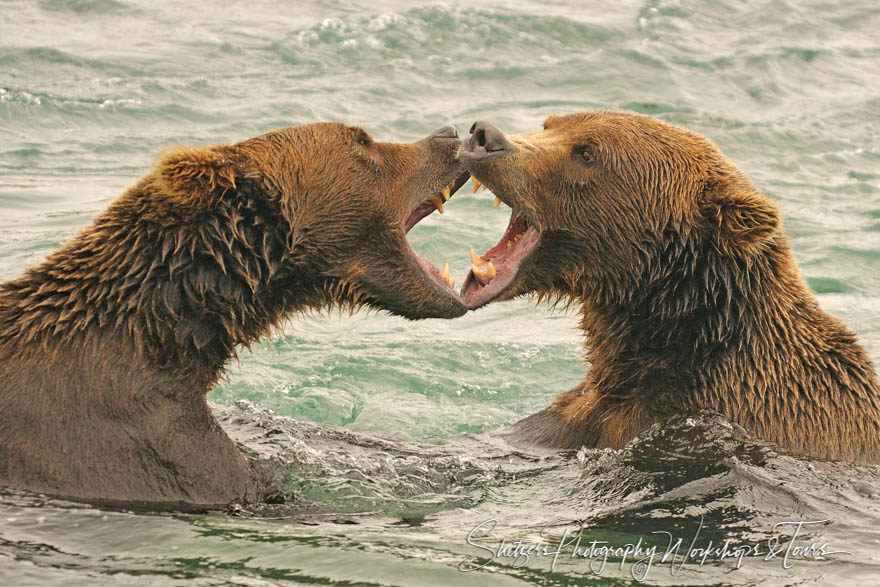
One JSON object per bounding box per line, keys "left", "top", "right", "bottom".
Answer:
{"left": 460, "top": 209, "right": 541, "bottom": 310}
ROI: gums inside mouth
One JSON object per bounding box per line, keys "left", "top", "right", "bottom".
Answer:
{"left": 459, "top": 190, "right": 540, "bottom": 309}
{"left": 403, "top": 174, "right": 540, "bottom": 310}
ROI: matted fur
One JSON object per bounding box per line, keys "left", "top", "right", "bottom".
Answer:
{"left": 467, "top": 110, "right": 880, "bottom": 464}
{"left": 0, "top": 122, "right": 465, "bottom": 507}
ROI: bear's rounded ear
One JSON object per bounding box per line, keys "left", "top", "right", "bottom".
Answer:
{"left": 155, "top": 145, "right": 243, "bottom": 208}
{"left": 701, "top": 191, "right": 780, "bottom": 255}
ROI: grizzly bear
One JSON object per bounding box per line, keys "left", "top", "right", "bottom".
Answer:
{"left": 459, "top": 110, "right": 880, "bottom": 464}
{"left": 0, "top": 122, "right": 468, "bottom": 508}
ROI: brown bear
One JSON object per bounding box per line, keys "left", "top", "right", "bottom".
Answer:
{"left": 459, "top": 110, "right": 880, "bottom": 464}
{"left": 0, "top": 122, "right": 469, "bottom": 508}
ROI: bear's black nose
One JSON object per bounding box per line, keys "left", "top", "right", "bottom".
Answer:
{"left": 429, "top": 124, "right": 459, "bottom": 139}
{"left": 462, "top": 121, "right": 513, "bottom": 161}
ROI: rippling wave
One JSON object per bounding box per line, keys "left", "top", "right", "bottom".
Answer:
{"left": 1, "top": 0, "right": 879, "bottom": 584}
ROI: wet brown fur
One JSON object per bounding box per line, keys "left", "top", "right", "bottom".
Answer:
{"left": 0, "top": 123, "right": 465, "bottom": 507}
{"left": 468, "top": 110, "right": 880, "bottom": 463}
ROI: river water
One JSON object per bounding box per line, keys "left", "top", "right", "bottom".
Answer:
{"left": 1, "top": 0, "right": 879, "bottom": 584}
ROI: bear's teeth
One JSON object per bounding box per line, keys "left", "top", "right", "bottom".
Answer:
{"left": 440, "top": 262, "right": 455, "bottom": 287}
{"left": 472, "top": 176, "right": 483, "bottom": 193}
{"left": 431, "top": 196, "right": 444, "bottom": 213}
{"left": 470, "top": 248, "right": 495, "bottom": 283}
{"left": 441, "top": 185, "right": 452, "bottom": 201}
{"left": 506, "top": 233, "right": 522, "bottom": 246}
{"left": 494, "top": 197, "right": 502, "bottom": 208}
{"left": 471, "top": 263, "right": 495, "bottom": 284}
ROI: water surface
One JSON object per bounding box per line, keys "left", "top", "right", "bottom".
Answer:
{"left": 1, "top": 0, "right": 879, "bottom": 584}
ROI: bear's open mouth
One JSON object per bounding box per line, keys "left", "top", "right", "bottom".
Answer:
{"left": 402, "top": 172, "right": 470, "bottom": 295}
{"left": 401, "top": 173, "right": 540, "bottom": 310}
{"left": 459, "top": 178, "right": 541, "bottom": 309}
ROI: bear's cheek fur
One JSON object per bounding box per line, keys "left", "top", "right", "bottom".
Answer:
{"left": 523, "top": 186, "right": 635, "bottom": 279}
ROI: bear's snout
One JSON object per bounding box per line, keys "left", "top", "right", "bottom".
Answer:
{"left": 462, "top": 121, "right": 513, "bottom": 161}
{"left": 428, "top": 124, "right": 459, "bottom": 140}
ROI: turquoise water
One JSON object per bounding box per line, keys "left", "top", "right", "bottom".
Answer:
{"left": 2, "top": 0, "right": 880, "bottom": 585}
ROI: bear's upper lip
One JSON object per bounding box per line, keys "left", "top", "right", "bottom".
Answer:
{"left": 459, "top": 174, "right": 541, "bottom": 310}
{"left": 403, "top": 172, "right": 469, "bottom": 234}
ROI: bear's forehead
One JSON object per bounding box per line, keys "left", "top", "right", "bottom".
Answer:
{"left": 538, "top": 111, "right": 707, "bottom": 152}
{"left": 543, "top": 110, "right": 665, "bottom": 132}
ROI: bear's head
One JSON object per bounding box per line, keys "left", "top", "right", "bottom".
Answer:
{"left": 150, "top": 123, "right": 469, "bottom": 322}
{"left": 458, "top": 111, "right": 781, "bottom": 311}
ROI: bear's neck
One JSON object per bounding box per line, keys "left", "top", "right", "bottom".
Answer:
{"left": 576, "top": 234, "right": 880, "bottom": 450}
{"left": 0, "top": 189, "right": 321, "bottom": 390}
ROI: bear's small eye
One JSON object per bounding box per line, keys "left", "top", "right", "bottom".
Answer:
{"left": 576, "top": 144, "right": 597, "bottom": 164}
{"left": 357, "top": 133, "right": 372, "bottom": 147}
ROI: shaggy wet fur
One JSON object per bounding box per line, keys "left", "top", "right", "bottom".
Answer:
{"left": 466, "top": 110, "right": 880, "bottom": 464}
{"left": 0, "top": 123, "right": 465, "bottom": 507}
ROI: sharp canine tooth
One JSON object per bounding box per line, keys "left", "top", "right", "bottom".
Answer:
{"left": 486, "top": 262, "right": 496, "bottom": 279}
{"left": 494, "top": 197, "right": 502, "bottom": 208}
{"left": 470, "top": 248, "right": 485, "bottom": 266}
{"left": 472, "top": 176, "right": 482, "bottom": 193}
{"left": 431, "top": 196, "right": 444, "bottom": 213}
{"left": 449, "top": 277, "right": 455, "bottom": 288}
{"left": 441, "top": 185, "right": 451, "bottom": 201}
{"left": 441, "top": 262, "right": 450, "bottom": 281}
